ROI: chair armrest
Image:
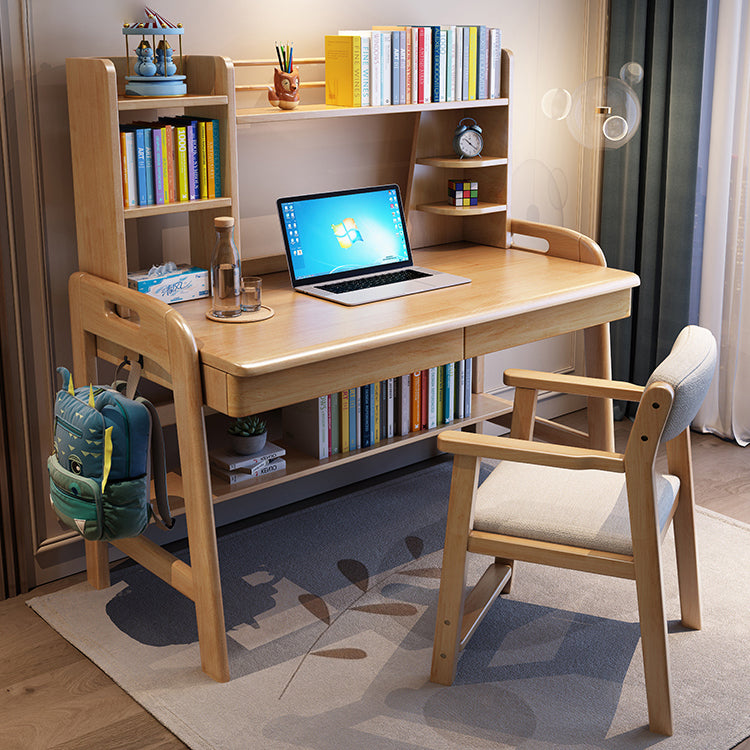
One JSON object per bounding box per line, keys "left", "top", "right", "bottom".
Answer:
{"left": 437, "top": 430, "right": 625, "bottom": 473}
{"left": 503, "top": 368, "right": 644, "bottom": 402}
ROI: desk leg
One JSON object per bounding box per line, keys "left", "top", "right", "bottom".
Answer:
{"left": 169, "top": 318, "right": 230, "bottom": 683}
{"left": 584, "top": 323, "right": 615, "bottom": 452}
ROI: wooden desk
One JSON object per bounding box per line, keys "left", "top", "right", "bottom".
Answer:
{"left": 69, "top": 234, "right": 639, "bottom": 683}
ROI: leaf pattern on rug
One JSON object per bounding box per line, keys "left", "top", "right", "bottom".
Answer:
{"left": 397, "top": 567, "right": 442, "bottom": 579}
{"left": 351, "top": 603, "right": 418, "bottom": 616}
{"left": 338, "top": 559, "right": 369, "bottom": 592}
{"left": 310, "top": 647, "right": 367, "bottom": 660}
{"left": 405, "top": 535, "right": 424, "bottom": 559}
{"left": 298, "top": 593, "right": 331, "bottom": 625}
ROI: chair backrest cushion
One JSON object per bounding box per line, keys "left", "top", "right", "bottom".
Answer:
{"left": 645, "top": 325, "right": 717, "bottom": 442}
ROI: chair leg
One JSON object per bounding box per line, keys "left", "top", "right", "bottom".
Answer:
{"left": 431, "top": 454, "right": 480, "bottom": 685}
{"left": 667, "top": 431, "right": 702, "bottom": 629}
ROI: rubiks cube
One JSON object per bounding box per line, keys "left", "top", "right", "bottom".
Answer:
{"left": 448, "top": 180, "right": 478, "bottom": 206}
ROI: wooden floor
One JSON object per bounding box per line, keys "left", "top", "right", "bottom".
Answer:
{"left": 1, "top": 416, "right": 748, "bottom": 750}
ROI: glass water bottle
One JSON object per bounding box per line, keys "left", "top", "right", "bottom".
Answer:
{"left": 210, "top": 216, "right": 241, "bottom": 318}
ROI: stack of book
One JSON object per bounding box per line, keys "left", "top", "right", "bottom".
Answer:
{"left": 209, "top": 441, "right": 286, "bottom": 485}
{"left": 119, "top": 116, "right": 221, "bottom": 208}
{"left": 282, "top": 359, "right": 473, "bottom": 459}
{"left": 325, "top": 25, "right": 502, "bottom": 107}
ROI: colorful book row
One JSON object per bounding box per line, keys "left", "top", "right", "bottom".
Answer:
{"left": 119, "top": 116, "right": 222, "bottom": 209}
{"left": 325, "top": 25, "right": 502, "bottom": 108}
{"left": 281, "top": 359, "right": 473, "bottom": 460}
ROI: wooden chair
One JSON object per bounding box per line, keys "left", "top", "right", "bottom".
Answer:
{"left": 430, "top": 326, "right": 717, "bottom": 735}
{"left": 68, "top": 271, "right": 230, "bottom": 682}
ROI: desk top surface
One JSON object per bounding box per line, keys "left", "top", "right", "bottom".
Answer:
{"left": 175, "top": 243, "right": 639, "bottom": 378}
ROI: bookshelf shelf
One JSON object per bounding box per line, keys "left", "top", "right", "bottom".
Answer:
{"left": 416, "top": 155, "right": 508, "bottom": 168}
{"left": 417, "top": 201, "right": 506, "bottom": 217}
{"left": 162, "top": 393, "right": 513, "bottom": 512}
{"left": 118, "top": 94, "right": 229, "bottom": 111}
{"left": 236, "top": 96, "right": 509, "bottom": 125}
{"left": 124, "top": 196, "right": 233, "bottom": 219}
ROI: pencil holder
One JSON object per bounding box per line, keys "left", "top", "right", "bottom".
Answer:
{"left": 268, "top": 67, "right": 300, "bottom": 110}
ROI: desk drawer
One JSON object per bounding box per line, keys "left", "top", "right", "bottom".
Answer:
{"left": 464, "top": 291, "right": 632, "bottom": 358}
{"left": 204, "top": 329, "right": 464, "bottom": 416}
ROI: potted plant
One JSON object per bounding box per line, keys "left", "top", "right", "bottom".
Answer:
{"left": 228, "top": 415, "right": 267, "bottom": 455}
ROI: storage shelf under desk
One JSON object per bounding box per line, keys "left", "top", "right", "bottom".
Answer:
{"left": 161, "top": 392, "right": 512, "bottom": 514}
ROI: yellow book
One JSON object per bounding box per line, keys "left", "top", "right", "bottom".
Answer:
{"left": 205, "top": 123, "right": 216, "bottom": 199}
{"left": 197, "top": 121, "right": 208, "bottom": 200}
{"left": 467, "top": 26, "right": 478, "bottom": 101}
{"left": 175, "top": 126, "right": 189, "bottom": 202}
{"left": 325, "top": 35, "right": 361, "bottom": 107}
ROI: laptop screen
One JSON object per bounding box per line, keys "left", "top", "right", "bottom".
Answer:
{"left": 277, "top": 184, "right": 413, "bottom": 287}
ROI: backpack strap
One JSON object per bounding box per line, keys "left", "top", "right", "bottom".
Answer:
{"left": 137, "top": 395, "right": 174, "bottom": 530}
{"left": 113, "top": 356, "right": 174, "bottom": 530}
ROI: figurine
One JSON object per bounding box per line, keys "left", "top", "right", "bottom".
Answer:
{"left": 268, "top": 67, "right": 300, "bottom": 110}
{"left": 134, "top": 40, "right": 156, "bottom": 77}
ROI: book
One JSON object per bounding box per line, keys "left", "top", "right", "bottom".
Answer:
{"left": 342, "top": 388, "right": 351, "bottom": 452}
{"left": 398, "top": 374, "right": 411, "bottom": 435}
{"left": 489, "top": 28, "right": 503, "bottom": 99}
{"left": 443, "top": 362, "right": 455, "bottom": 423}
{"left": 381, "top": 31, "right": 392, "bottom": 105}
{"left": 205, "top": 121, "right": 216, "bottom": 199}
{"left": 420, "top": 368, "right": 429, "bottom": 429}
{"left": 330, "top": 391, "right": 341, "bottom": 455}
{"left": 373, "top": 380, "right": 381, "bottom": 443}
{"left": 370, "top": 30, "right": 382, "bottom": 106}
{"left": 410, "top": 371, "right": 421, "bottom": 432}
{"left": 175, "top": 125, "right": 189, "bottom": 202}
{"left": 159, "top": 125, "right": 170, "bottom": 203}
{"left": 349, "top": 387, "right": 358, "bottom": 450}
{"left": 151, "top": 127, "right": 165, "bottom": 205}
{"left": 282, "top": 396, "right": 329, "bottom": 459}
{"left": 163, "top": 124, "right": 176, "bottom": 203}
{"left": 119, "top": 128, "right": 137, "bottom": 207}
{"left": 427, "top": 367, "right": 438, "bottom": 429}
{"left": 141, "top": 128, "right": 155, "bottom": 205}
{"left": 416, "top": 26, "right": 427, "bottom": 104}
{"left": 133, "top": 127, "right": 150, "bottom": 206}
{"left": 464, "top": 357, "right": 473, "bottom": 417}
{"left": 212, "top": 457, "right": 286, "bottom": 484}
{"left": 325, "top": 34, "right": 362, "bottom": 107}
{"left": 386, "top": 378, "right": 395, "bottom": 438}
{"left": 197, "top": 120, "right": 208, "bottom": 199}
{"left": 361, "top": 382, "right": 372, "bottom": 448}
{"left": 464, "top": 26, "right": 477, "bottom": 101}
{"left": 430, "top": 26, "right": 441, "bottom": 104}
{"left": 455, "top": 26, "right": 464, "bottom": 101}
{"left": 340, "top": 31, "right": 371, "bottom": 107}
{"left": 455, "top": 360, "right": 466, "bottom": 419}
{"left": 476, "top": 25, "right": 489, "bottom": 99}
{"left": 209, "top": 441, "right": 286, "bottom": 472}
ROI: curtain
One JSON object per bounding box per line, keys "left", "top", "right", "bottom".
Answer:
{"left": 598, "top": 0, "right": 709, "bottom": 401}
{"left": 693, "top": 0, "right": 750, "bottom": 445}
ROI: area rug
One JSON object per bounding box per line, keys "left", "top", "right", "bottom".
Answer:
{"left": 29, "top": 458, "right": 750, "bottom": 750}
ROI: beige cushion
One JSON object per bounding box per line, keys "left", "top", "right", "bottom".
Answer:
{"left": 474, "top": 462, "right": 680, "bottom": 556}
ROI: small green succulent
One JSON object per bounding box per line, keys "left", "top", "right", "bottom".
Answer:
{"left": 228, "top": 415, "right": 266, "bottom": 437}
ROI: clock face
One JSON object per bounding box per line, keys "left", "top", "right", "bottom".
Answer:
{"left": 457, "top": 129, "right": 483, "bottom": 157}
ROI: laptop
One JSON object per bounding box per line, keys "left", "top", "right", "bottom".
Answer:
{"left": 276, "top": 184, "right": 471, "bottom": 305}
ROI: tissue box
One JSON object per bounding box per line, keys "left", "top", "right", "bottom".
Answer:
{"left": 127, "top": 265, "right": 208, "bottom": 304}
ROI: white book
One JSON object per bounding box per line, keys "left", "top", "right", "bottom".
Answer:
{"left": 371, "top": 31, "right": 382, "bottom": 106}
{"left": 382, "top": 31, "right": 392, "bottom": 105}
{"left": 444, "top": 26, "right": 456, "bottom": 102}
{"left": 209, "top": 440, "right": 285, "bottom": 471}
{"left": 489, "top": 28, "right": 502, "bottom": 99}
{"left": 454, "top": 26, "right": 464, "bottom": 101}
{"left": 439, "top": 28, "right": 448, "bottom": 103}
{"left": 477, "top": 26, "right": 489, "bottom": 99}
{"left": 423, "top": 26, "right": 431, "bottom": 103}
{"left": 427, "top": 367, "right": 438, "bottom": 429}
{"left": 398, "top": 373, "right": 411, "bottom": 436}
{"left": 213, "top": 457, "right": 287, "bottom": 484}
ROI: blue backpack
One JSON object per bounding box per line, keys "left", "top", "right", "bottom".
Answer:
{"left": 48, "top": 362, "right": 173, "bottom": 541}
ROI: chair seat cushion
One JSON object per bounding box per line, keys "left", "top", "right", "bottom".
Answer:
{"left": 474, "top": 462, "right": 680, "bottom": 556}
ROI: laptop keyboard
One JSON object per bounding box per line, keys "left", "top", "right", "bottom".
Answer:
{"left": 317, "top": 269, "right": 431, "bottom": 294}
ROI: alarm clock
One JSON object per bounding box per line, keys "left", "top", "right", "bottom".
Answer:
{"left": 453, "top": 117, "right": 484, "bottom": 158}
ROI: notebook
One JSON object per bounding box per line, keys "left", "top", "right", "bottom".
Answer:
{"left": 276, "top": 184, "right": 470, "bottom": 305}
